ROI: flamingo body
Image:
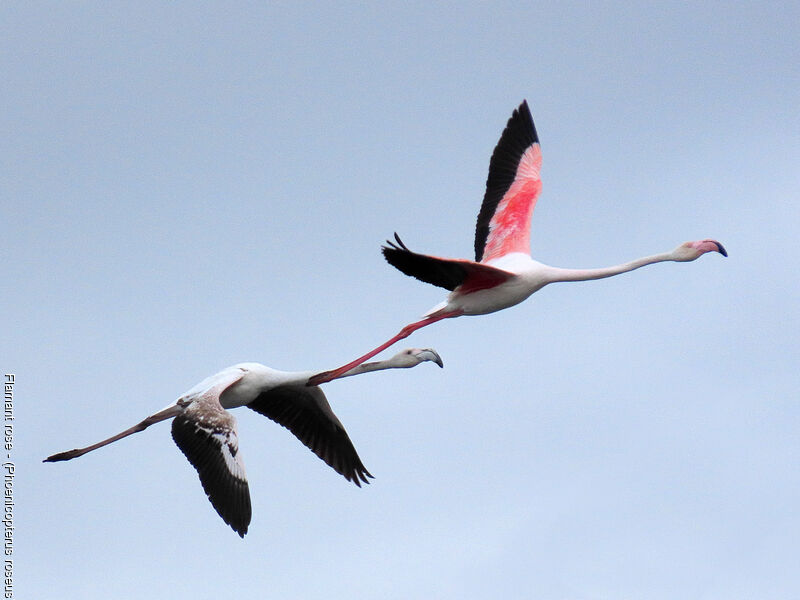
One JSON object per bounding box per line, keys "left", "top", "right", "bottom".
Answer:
{"left": 308, "top": 100, "right": 726, "bottom": 386}
{"left": 420, "top": 254, "right": 548, "bottom": 317}
{"left": 45, "top": 348, "right": 443, "bottom": 537}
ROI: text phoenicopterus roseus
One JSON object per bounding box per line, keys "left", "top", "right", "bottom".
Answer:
{"left": 309, "top": 101, "right": 725, "bottom": 386}
{"left": 45, "top": 347, "right": 443, "bottom": 537}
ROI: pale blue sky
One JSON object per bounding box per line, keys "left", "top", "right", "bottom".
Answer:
{"left": 4, "top": 3, "right": 799, "bottom": 599}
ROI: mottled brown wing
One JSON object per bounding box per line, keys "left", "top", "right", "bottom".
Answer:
{"left": 248, "top": 385, "right": 372, "bottom": 486}
{"left": 171, "top": 401, "right": 252, "bottom": 538}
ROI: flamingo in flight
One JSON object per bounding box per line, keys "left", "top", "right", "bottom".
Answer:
{"left": 309, "top": 100, "right": 726, "bottom": 386}
{"left": 45, "top": 347, "right": 443, "bottom": 537}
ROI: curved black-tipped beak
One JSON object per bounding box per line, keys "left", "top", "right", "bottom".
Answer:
{"left": 715, "top": 242, "right": 728, "bottom": 257}
{"left": 419, "top": 348, "right": 444, "bottom": 368}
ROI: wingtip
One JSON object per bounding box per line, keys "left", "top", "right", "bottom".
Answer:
{"left": 518, "top": 99, "right": 538, "bottom": 144}
{"left": 353, "top": 468, "right": 374, "bottom": 487}
{"left": 382, "top": 232, "right": 406, "bottom": 253}
{"left": 393, "top": 232, "right": 409, "bottom": 250}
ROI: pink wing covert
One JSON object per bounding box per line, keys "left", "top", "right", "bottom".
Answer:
{"left": 474, "top": 100, "right": 541, "bottom": 263}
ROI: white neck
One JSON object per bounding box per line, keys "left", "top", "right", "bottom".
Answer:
{"left": 229, "top": 355, "right": 422, "bottom": 407}
{"left": 336, "top": 355, "right": 407, "bottom": 379}
{"left": 544, "top": 251, "right": 677, "bottom": 283}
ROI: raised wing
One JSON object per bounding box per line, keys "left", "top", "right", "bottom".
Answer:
{"left": 474, "top": 100, "right": 541, "bottom": 262}
{"left": 247, "top": 385, "right": 372, "bottom": 487}
{"left": 383, "top": 233, "right": 514, "bottom": 293}
{"left": 172, "top": 398, "right": 251, "bottom": 538}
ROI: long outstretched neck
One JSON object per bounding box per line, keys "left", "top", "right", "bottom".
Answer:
{"left": 545, "top": 252, "right": 677, "bottom": 283}
{"left": 307, "top": 310, "right": 459, "bottom": 386}
{"left": 43, "top": 404, "right": 183, "bottom": 462}
{"left": 337, "top": 356, "right": 407, "bottom": 378}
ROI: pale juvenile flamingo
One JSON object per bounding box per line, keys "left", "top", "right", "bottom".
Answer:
{"left": 309, "top": 101, "right": 726, "bottom": 386}
{"left": 45, "top": 347, "right": 443, "bottom": 537}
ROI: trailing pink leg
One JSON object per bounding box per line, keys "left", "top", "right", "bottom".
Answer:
{"left": 307, "top": 311, "right": 461, "bottom": 386}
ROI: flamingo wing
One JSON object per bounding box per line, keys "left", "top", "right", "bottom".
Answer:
{"left": 172, "top": 398, "right": 252, "bottom": 538}
{"left": 247, "top": 385, "right": 372, "bottom": 487}
{"left": 474, "top": 100, "right": 541, "bottom": 262}
{"left": 382, "top": 233, "right": 514, "bottom": 293}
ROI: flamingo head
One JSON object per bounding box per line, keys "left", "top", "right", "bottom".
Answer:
{"left": 673, "top": 239, "right": 728, "bottom": 262}
{"left": 394, "top": 347, "right": 444, "bottom": 368}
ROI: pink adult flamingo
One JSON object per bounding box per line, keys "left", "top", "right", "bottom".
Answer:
{"left": 309, "top": 100, "right": 726, "bottom": 386}
{"left": 45, "top": 347, "right": 443, "bottom": 537}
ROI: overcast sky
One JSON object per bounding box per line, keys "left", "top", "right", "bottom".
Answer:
{"left": 4, "top": 2, "right": 799, "bottom": 599}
